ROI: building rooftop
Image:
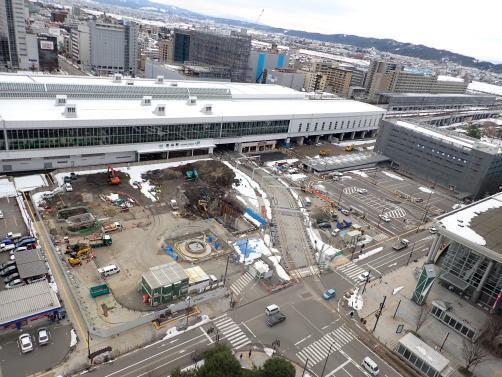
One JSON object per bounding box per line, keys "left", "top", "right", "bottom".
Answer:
{"left": 185, "top": 266, "right": 209, "bottom": 285}
{"left": 468, "top": 81, "right": 502, "bottom": 96}
{"left": 437, "top": 75, "right": 465, "bottom": 83}
{"left": 303, "top": 152, "right": 390, "bottom": 173}
{"left": 398, "top": 333, "right": 450, "bottom": 373}
{"left": 0, "top": 97, "right": 385, "bottom": 124}
{"left": 296, "top": 49, "right": 370, "bottom": 68}
{"left": 15, "top": 249, "right": 48, "bottom": 279}
{"left": 437, "top": 192, "right": 502, "bottom": 257}
{"left": 143, "top": 263, "right": 188, "bottom": 290}
{"left": 380, "top": 92, "right": 494, "bottom": 99}
{"left": 393, "top": 120, "right": 500, "bottom": 152}
{"left": 0, "top": 280, "right": 60, "bottom": 326}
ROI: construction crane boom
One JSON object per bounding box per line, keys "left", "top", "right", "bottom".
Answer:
{"left": 255, "top": 8, "right": 264, "bottom": 24}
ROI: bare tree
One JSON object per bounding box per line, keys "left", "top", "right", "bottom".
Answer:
{"left": 485, "top": 315, "right": 502, "bottom": 343}
{"left": 415, "top": 303, "right": 430, "bottom": 332}
{"left": 462, "top": 339, "right": 489, "bottom": 372}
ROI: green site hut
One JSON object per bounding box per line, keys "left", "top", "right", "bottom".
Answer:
{"left": 140, "top": 262, "right": 189, "bottom": 306}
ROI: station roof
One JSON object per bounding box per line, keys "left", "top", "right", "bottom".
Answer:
{"left": 398, "top": 333, "right": 450, "bottom": 372}
{"left": 302, "top": 152, "right": 390, "bottom": 173}
{"left": 437, "top": 192, "right": 502, "bottom": 257}
{"left": 15, "top": 249, "right": 48, "bottom": 279}
{"left": 143, "top": 262, "right": 188, "bottom": 290}
{"left": 0, "top": 280, "right": 60, "bottom": 327}
{"left": 0, "top": 97, "right": 385, "bottom": 124}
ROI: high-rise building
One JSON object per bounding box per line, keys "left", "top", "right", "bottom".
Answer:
{"left": 304, "top": 72, "right": 327, "bottom": 92}
{"left": 89, "top": 20, "right": 138, "bottom": 76}
{"left": 158, "top": 37, "right": 173, "bottom": 63}
{"left": 308, "top": 62, "right": 353, "bottom": 97}
{"left": 246, "top": 48, "right": 287, "bottom": 83}
{"left": 70, "top": 23, "right": 90, "bottom": 69}
{"left": 173, "top": 29, "right": 251, "bottom": 82}
{"left": 0, "top": 0, "right": 28, "bottom": 68}
{"left": 37, "top": 34, "right": 58, "bottom": 71}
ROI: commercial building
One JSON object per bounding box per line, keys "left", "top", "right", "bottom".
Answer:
{"left": 89, "top": 20, "right": 138, "bottom": 76}
{"left": 266, "top": 68, "right": 305, "bottom": 91}
{"left": 309, "top": 62, "right": 353, "bottom": 97}
{"left": 173, "top": 29, "right": 251, "bottom": 82}
{"left": 0, "top": 0, "right": 28, "bottom": 68}
{"left": 70, "top": 23, "right": 90, "bottom": 69}
{"left": 378, "top": 93, "right": 496, "bottom": 111}
{"left": 158, "top": 37, "right": 173, "bottom": 63}
{"left": 140, "top": 263, "right": 189, "bottom": 306}
{"left": 144, "top": 59, "right": 231, "bottom": 82}
{"left": 36, "top": 34, "right": 58, "bottom": 71}
{"left": 374, "top": 119, "right": 502, "bottom": 199}
{"left": 427, "top": 192, "right": 502, "bottom": 312}
{"left": 0, "top": 73, "right": 385, "bottom": 173}
{"left": 246, "top": 47, "right": 287, "bottom": 83}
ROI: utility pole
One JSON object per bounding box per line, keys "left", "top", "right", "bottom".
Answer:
{"left": 362, "top": 269, "right": 371, "bottom": 294}
{"left": 338, "top": 182, "right": 344, "bottom": 206}
{"left": 417, "top": 189, "right": 433, "bottom": 233}
{"left": 372, "top": 295, "right": 387, "bottom": 333}
{"left": 87, "top": 329, "right": 91, "bottom": 360}
{"left": 439, "top": 332, "right": 449, "bottom": 352}
{"left": 320, "top": 342, "right": 335, "bottom": 377}
{"left": 393, "top": 299, "right": 401, "bottom": 318}
{"left": 301, "top": 358, "right": 309, "bottom": 377}
{"left": 223, "top": 254, "right": 230, "bottom": 285}
{"left": 406, "top": 242, "right": 416, "bottom": 265}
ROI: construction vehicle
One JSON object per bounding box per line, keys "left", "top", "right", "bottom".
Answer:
{"left": 344, "top": 145, "right": 354, "bottom": 152}
{"left": 197, "top": 199, "right": 208, "bottom": 213}
{"left": 90, "top": 283, "right": 110, "bottom": 298}
{"left": 66, "top": 243, "right": 90, "bottom": 256}
{"left": 319, "top": 149, "right": 331, "bottom": 157}
{"left": 68, "top": 257, "right": 81, "bottom": 266}
{"left": 170, "top": 199, "right": 179, "bottom": 210}
{"left": 89, "top": 234, "right": 112, "bottom": 248}
{"left": 102, "top": 222, "right": 122, "bottom": 233}
{"left": 185, "top": 168, "right": 198, "bottom": 180}
{"left": 107, "top": 165, "right": 121, "bottom": 185}
{"left": 336, "top": 218, "right": 352, "bottom": 229}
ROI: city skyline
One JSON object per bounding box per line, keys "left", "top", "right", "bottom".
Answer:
{"left": 156, "top": 0, "right": 502, "bottom": 64}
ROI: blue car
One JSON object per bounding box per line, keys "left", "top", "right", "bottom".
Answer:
{"left": 323, "top": 288, "right": 336, "bottom": 300}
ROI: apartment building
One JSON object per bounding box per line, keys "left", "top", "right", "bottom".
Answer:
{"left": 304, "top": 71, "right": 327, "bottom": 92}
{"left": 158, "top": 37, "right": 173, "bottom": 63}
{"left": 0, "top": 0, "right": 28, "bottom": 68}
{"left": 310, "top": 62, "right": 353, "bottom": 97}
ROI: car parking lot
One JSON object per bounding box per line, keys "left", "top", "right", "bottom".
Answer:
{"left": 0, "top": 197, "right": 28, "bottom": 240}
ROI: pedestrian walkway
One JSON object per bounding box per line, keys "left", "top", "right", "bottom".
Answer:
{"left": 230, "top": 271, "right": 254, "bottom": 296}
{"left": 373, "top": 233, "right": 388, "bottom": 242}
{"left": 336, "top": 261, "right": 368, "bottom": 284}
{"left": 343, "top": 186, "right": 360, "bottom": 195}
{"left": 384, "top": 207, "right": 407, "bottom": 219}
{"left": 296, "top": 325, "right": 354, "bottom": 366}
{"left": 213, "top": 313, "right": 251, "bottom": 350}
{"left": 290, "top": 265, "right": 319, "bottom": 280}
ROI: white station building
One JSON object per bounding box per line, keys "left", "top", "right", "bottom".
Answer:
{"left": 0, "top": 73, "right": 385, "bottom": 173}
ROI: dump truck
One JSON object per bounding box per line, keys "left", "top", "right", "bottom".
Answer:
{"left": 102, "top": 222, "right": 122, "bottom": 233}
{"left": 68, "top": 257, "right": 81, "bottom": 266}
{"left": 90, "top": 283, "right": 110, "bottom": 298}
{"left": 89, "top": 234, "right": 112, "bottom": 248}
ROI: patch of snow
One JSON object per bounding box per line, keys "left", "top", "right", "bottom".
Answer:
{"left": 341, "top": 176, "right": 352, "bottom": 180}
{"left": 337, "top": 139, "right": 376, "bottom": 146}
{"left": 439, "top": 193, "right": 502, "bottom": 245}
{"left": 265, "top": 158, "right": 298, "bottom": 167}
{"left": 286, "top": 173, "right": 307, "bottom": 181}
{"left": 0, "top": 178, "right": 16, "bottom": 198}
{"left": 393, "top": 286, "right": 404, "bottom": 295}
{"left": 267, "top": 255, "right": 290, "bottom": 282}
{"left": 233, "top": 238, "right": 272, "bottom": 264}
{"left": 163, "top": 315, "right": 210, "bottom": 340}
{"left": 244, "top": 212, "right": 263, "bottom": 228}
{"left": 264, "top": 347, "right": 276, "bottom": 357}
{"left": 418, "top": 186, "right": 433, "bottom": 194}
{"left": 366, "top": 146, "right": 374, "bottom": 150}
{"left": 32, "top": 191, "right": 52, "bottom": 207}
{"left": 236, "top": 195, "right": 247, "bottom": 206}
{"left": 70, "top": 329, "right": 78, "bottom": 347}
{"left": 306, "top": 225, "right": 339, "bottom": 259}
{"left": 350, "top": 170, "right": 369, "bottom": 178}
{"left": 355, "top": 247, "right": 383, "bottom": 261}
{"left": 13, "top": 175, "right": 48, "bottom": 192}
{"left": 382, "top": 171, "right": 404, "bottom": 181}
{"left": 49, "top": 281, "right": 59, "bottom": 294}
{"left": 348, "top": 288, "right": 363, "bottom": 310}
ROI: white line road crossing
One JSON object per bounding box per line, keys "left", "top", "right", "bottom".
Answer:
{"left": 297, "top": 325, "right": 354, "bottom": 366}
{"left": 213, "top": 314, "right": 251, "bottom": 350}
{"left": 230, "top": 271, "right": 254, "bottom": 296}
{"left": 335, "top": 262, "right": 368, "bottom": 284}
{"left": 384, "top": 208, "right": 407, "bottom": 219}
{"left": 343, "top": 187, "right": 360, "bottom": 195}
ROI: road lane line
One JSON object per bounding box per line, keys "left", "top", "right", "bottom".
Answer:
{"left": 200, "top": 327, "right": 213, "bottom": 344}
{"left": 325, "top": 359, "right": 351, "bottom": 377}
{"left": 294, "top": 334, "right": 311, "bottom": 346}
{"left": 241, "top": 322, "right": 256, "bottom": 338}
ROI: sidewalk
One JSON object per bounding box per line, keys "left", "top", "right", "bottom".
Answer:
{"left": 357, "top": 257, "right": 502, "bottom": 377}
{"left": 237, "top": 348, "right": 311, "bottom": 377}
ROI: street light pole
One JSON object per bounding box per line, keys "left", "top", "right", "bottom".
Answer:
{"left": 406, "top": 242, "right": 416, "bottom": 265}
{"left": 185, "top": 296, "right": 191, "bottom": 326}
{"left": 362, "top": 269, "right": 371, "bottom": 294}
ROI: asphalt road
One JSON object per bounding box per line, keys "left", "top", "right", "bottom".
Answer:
{"left": 0, "top": 322, "right": 72, "bottom": 377}
{"left": 57, "top": 56, "right": 88, "bottom": 76}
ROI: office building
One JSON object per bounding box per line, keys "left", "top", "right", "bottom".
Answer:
{"left": 0, "top": 0, "right": 28, "bottom": 68}
{"left": 89, "top": 20, "right": 138, "bottom": 75}
{"left": 427, "top": 192, "right": 502, "bottom": 311}
{"left": 434, "top": 75, "right": 469, "bottom": 94}
{"left": 246, "top": 48, "right": 287, "bottom": 83}
{"left": 266, "top": 68, "right": 305, "bottom": 91}
{"left": 374, "top": 119, "right": 502, "bottom": 199}
{"left": 348, "top": 67, "right": 367, "bottom": 88}
{"left": 70, "top": 23, "right": 90, "bottom": 68}
{"left": 37, "top": 34, "right": 58, "bottom": 71}
{"left": 0, "top": 73, "right": 385, "bottom": 173}
{"left": 378, "top": 93, "right": 496, "bottom": 111}
{"left": 173, "top": 29, "right": 251, "bottom": 82}
{"left": 158, "top": 37, "right": 173, "bottom": 63}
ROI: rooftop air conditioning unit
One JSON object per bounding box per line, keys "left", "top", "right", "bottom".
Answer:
{"left": 113, "top": 73, "right": 122, "bottom": 83}
{"left": 187, "top": 96, "right": 197, "bottom": 105}
{"left": 156, "top": 75, "right": 164, "bottom": 84}
{"left": 141, "top": 96, "right": 152, "bottom": 106}
{"left": 63, "top": 104, "right": 77, "bottom": 118}
{"left": 201, "top": 104, "right": 213, "bottom": 114}
{"left": 153, "top": 104, "right": 166, "bottom": 116}
{"left": 55, "top": 95, "right": 67, "bottom": 106}
{"left": 170, "top": 82, "right": 178, "bottom": 87}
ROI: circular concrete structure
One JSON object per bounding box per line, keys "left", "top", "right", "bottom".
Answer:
{"left": 176, "top": 239, "right": 212, "bottom": 260}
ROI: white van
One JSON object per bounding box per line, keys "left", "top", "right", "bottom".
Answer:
{"left": 362, "top": 357, "right": 379, "bottom": 376}
{"left": 98, "top": 264, "right": 120, "bottom": 277}
{"left": 265, "top": 304, "right": 280, "bottom": 316}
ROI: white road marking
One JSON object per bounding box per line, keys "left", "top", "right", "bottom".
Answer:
{"left": 325, "top": 359, "right": 351, "bottom": 377}
{"left": 242, "top": 322, "right": 256, "bottom": 338}
{"left": 200, "top": 327, "right": 213, "bottom": 344}
{"left": 295, "top": 334, "right": 312, "bottom": 346}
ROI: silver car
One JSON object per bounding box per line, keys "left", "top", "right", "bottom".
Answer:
{"left": 6, "top": 278, "right": 23, "bottom": 289}
{"left": 3, "top": 272, "right": 19, "bottom": 284}
{"left": 38, "top": 328, "right": 50, "bottom": 345}
{"left": 19, "top": 334, "right": 33, "bottom": 353}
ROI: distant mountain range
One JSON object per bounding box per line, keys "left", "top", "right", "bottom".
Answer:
{"left": 94, "top": 0, "right": 502, "bottom": 73}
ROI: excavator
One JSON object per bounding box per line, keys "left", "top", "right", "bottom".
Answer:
{"left": 107, "top": 165, "right": 121, "bottom": 185}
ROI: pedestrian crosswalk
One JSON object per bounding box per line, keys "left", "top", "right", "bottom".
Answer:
{"left": 290, "top": 265, "right": 319, "bottom": 280}
{"left": 336, "top": 261, "right": 368, "bottom": 284}
{"left": 230, "top": 271, "right": 254, "bottom": 296}
{"left": 384, "top": 207, "right": 407, "bottom": 219}
{"left": 343, "top": 186, "right": 360, "bottom": 195}
{"left": 373, "top": 233, "right": 388, "bottom": 242}
{"left": 297, "top": 325, "right": 354, "bottom": 366}
{"left": 213, "top": 314, "right": 251, "bottom": 350}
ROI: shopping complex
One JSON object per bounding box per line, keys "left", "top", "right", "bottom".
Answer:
{"left": 0, "top": 73, "right": 385, "bottom": 173}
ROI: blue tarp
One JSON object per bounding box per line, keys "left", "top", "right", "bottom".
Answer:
{"left": 245, "top": 208, "right": 267, "bottom": 228}
{"left": 164, "top": 245, "right": 177, "bottom": 261}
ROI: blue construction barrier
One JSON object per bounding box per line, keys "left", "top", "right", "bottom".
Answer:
{"left": 164, "top": 245, "right": 177, "bottom": 261}
{"left": 245, "top": 208, "right": 267, "bottom": 228}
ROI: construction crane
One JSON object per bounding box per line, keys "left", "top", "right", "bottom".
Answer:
{"left": 107, "top": 165, "right": 121, "bottom": 185}
{"left": 255, "top": 8, "right": 264, "bottom": 24}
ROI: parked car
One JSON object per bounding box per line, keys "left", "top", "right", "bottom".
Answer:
{"left": 357, "top": 189, "right": 368, "bottom": 195}
{"left": 429, "top": 226, "right": 438, "bottom": 234}
{"left": 0, "top": 265, "right": 18, "bottom": 277}
{"left": 3, "top": 272, "right": 19, "bottom": 283}
{"left": 340, "top": 208, "right": 350, "bottom": 215}
{"left": 6, "top": 278, "right": 24, "bottom": 289}
{"left": 37, "top": 328, "right": 50, "bottom": 345}
{"left": 266, "top": 312, "right": 287, "bottom": 327}
{"left": 64, "top": 183, "right": 73, "bottom": 192}
{"left": 357, "top": 271, "right": 371, "bottom": 282}
{"left": 18, "top": 334, "right": 33, "bottom": 353}
{"left": 323, "top": 288, "right": 337, "bottom": 300}
{"left": 318, "top": 222, "right": 332, "bottom": 229}
{"left": 0, "top": 260, "right": 16, "bottom": 271}
{"left": 379, "top": 214, "right": 391, "bottom": 222}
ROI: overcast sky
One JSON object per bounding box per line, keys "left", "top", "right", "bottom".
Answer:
{"left": 155, "top": 0, "right": 502, "bottom": 64}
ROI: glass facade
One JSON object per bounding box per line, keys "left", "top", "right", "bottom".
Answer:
{"left": 3, "top": 120, "right": 290, "bottom": 150}
{"left": 430, "top": 302, "right": 477, "bottom": 340}
{"left": 396, "top": 344, "right": 440, "bottom": 377}
{"left": 440, "top": 241, "right": 501, "bottom": 308}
